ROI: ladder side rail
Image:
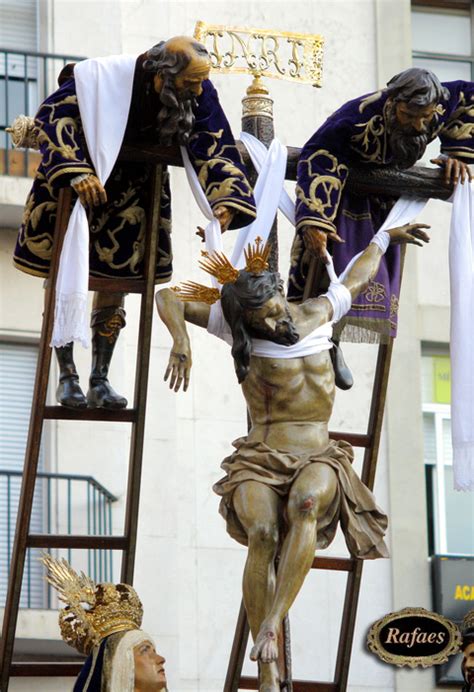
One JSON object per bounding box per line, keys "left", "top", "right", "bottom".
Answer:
{"left": 0, "top": 187, "right": 73, "bottom": 692}
{"left": 333, "top": 341, "right": 394, "bottom": 691}
{"left": 333, "top": 249, "right": 407, "bottom": 690}
{"left": 224, "top": 599, "right": 251, "bottom": 692}
{"left": 120, "top": 164, "right": 163, "bottom": 584}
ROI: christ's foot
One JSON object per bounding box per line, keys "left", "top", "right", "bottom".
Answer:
{"left": 250, "top": 620, "right": 279, "bottom": 663}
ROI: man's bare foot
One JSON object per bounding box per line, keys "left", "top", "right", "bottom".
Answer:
{"left": 250, "top": 620, "right": 279, "bottom": 663}
{"left": 259, "top": 661, "right": 279, "bottom": 692}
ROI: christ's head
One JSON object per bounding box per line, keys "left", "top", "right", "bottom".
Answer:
{"left": 221, "top": 270, "right": 299, "bottom": 383}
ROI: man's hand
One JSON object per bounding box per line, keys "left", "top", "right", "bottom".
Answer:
{"left": 388, "top": 222, "right": 430, "bottom": 247}
{"left": 303, "top": 225, "right": 344, "bottom": 260}
{"left": 164, "top": 340, "right": 192, "bottom": 392}
{"left": 73, "top": 174, "right": 107, "bottom": 207}
{"left": 431, "top": 155, "right": 473, "bottom": 185}
{"left": 214, "top": 205, "right": 234, "bottom": 232}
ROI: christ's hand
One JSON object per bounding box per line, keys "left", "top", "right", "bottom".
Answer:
{"left": 388, "top": 223, "right": 430, "bottom": 247}
{"left": 164, "top": 339, "right": 192, "bottom": 392}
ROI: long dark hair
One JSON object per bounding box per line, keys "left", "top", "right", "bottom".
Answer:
{"left": 386, "top": 67, "right": 450, "bottom": 106}
{"left": 221, "top": 271, "right": 281, "bottom": 383}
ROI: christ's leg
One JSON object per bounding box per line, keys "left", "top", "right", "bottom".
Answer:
{"left": 250, "top": 463, "right": 338, "bottom": 663}
{"left": 233, "top": 481, "right": 282, "bottom": 692}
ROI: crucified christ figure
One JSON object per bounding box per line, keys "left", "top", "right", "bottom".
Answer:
{"left": 155, "top": 222, "right": 429, "bottom": 692}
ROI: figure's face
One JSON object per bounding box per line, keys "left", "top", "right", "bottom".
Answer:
{"left": 173, "top": 58, "right": 210, "bottom": 98}
{"left": 462, "top": 642, "right": 474, "bottom": 688}
{"left": 244, "top": 290, "right": 299, "bottom": 346}
{"left": 153, "top": 56, "right": 210, "bottom": 100}
{"left": 133, "top": 640, "right": 167, "bottom": 691}
{"left": 393, "top": 101, "right": 437, "bottom": 136}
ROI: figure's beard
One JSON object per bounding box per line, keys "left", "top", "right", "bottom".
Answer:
{"left": 387, "top": 105, "right": 432, "bottom": 169}
{"left": 156, "top": 78, "right": 197, "bottom": 146}
{"left": 248, "top": 311, "right": 300, "bottom": 346}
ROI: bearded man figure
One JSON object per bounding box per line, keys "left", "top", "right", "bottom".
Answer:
{"left": 13, "top": 36, "right": 256, "bottom": 409}
{"left": 288, "top": 67, "right": 473, "bottom": 385}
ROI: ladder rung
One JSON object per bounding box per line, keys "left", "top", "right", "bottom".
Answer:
{"left": 292, "top": 682, "right": 338, "bottom": 691}
{"left": 43, "top": 406, "right": 137, "bottom": 422}
{"left": 311, "top": 556, "right": 355, "bottom": 572}
{"left": 88, "top": 277, "right": 146, "bottom": 293}
{"left": 10, "top": 662, "right": 83, "bottom": 676}
{"left": 26, "top": 534, "right": 127, "bottom": 550}
{"left": 238, "top": 677, "right": 337, "bottom": 691}
{"left": 329, "top": 431, "right": 371, "bottom": 447}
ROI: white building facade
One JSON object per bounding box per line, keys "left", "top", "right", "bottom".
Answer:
{"left": 0, "top": 1, "right": 472, "bottom": 690}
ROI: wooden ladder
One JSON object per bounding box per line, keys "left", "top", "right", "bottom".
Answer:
{"left": 0, "top": 163, "right": 164, "bottom": 691}
{"left": 223, "top": 254, "right": 401, "bottom": 692}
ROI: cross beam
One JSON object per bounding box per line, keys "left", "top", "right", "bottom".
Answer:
{"left": 119, "top": 140, "right": 454, "bottom": 201}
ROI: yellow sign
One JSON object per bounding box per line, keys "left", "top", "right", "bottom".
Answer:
{"left": 433, "top": 357, "right": 451, "bottom": 404}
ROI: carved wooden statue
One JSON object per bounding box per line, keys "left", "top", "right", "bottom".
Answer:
{"left": 156, "top": 224, "right": 429, "bottom": 692}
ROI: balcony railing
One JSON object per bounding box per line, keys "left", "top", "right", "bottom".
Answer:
{"left": 0, "top": 48, "right": 85, "bottom": 178}
{"left": 0, "top": 469, "right": 117, "bottom": 609}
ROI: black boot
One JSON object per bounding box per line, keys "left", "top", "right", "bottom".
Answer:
{"left": 55, "top": 343, "right": 87, "bottom": 408}
{"left": 87, "top": 307, "right": 128, "bottom": 409}
{"left": 330, "top": 339, "right": 354, "bottom": 390}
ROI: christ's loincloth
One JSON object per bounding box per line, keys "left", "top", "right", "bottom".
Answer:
{"left": 213, "top": 437, "right": 389, "bottom": 559}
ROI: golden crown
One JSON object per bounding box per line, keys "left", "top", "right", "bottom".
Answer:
{"left": 41, "top": 554, "right": 143, "bottom": 655}
{"left": 172, "top": 238, "right": 272, "bottom": 304}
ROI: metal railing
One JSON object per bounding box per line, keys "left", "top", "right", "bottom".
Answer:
{"left": 0, "top": 469, "right": 117, "bottom": 609}
{"left": 0, "top": 48, "right": 85, "bottom": 177}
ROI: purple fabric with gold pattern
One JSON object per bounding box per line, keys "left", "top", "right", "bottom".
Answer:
{"left": 289, "top": 80, "right": 474, "bottom": 341}
{"left": 14, "top": 61, "right": 256, "bottom": 283}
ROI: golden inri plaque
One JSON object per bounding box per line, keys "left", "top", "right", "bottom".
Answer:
{"left": 194, "top": 21, "right": 324, "bottom": 87}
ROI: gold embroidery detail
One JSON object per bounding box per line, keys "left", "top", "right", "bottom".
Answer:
{"left": 351, "top": 113, "right": 386, "bottom": 162}
{"left": 359, "top": 90, "right": 383, "bottom": 113}
{"left": 296, "top": 149, "right": 348, "bottom": 223}
{"left": 390, "top": 294, "right": 399, "bottom": 318}
{"left": 364, "top": 280, "right": 386, "bottom": 303}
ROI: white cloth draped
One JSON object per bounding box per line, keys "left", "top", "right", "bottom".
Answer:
{"left": 449, "top": 181, "right": 474, "bottom": 491}
{"left": 182, "top": 135, "right": 473, "bottom": 490}
{"left": 51, "top": 54, "right": 136, "bottom": 348}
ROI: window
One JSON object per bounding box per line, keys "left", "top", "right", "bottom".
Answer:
{"left": 422, "top": 352, "right": 474, "bottom": 556}
{"left": 411, "top": 2, "right": 474, "bottom": 161}
{"left": 0, "top": 341, "right": 46, "bottom": 608}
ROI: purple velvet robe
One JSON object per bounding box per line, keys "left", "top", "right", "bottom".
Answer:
{"left": 13, "top": 59, "right": 256, "bottom": 283}
{"left": 289, "top": 80, "right": 474, "bottom": 342}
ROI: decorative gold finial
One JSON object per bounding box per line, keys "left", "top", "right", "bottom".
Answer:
{"left": 199, "top": 250, "right": 240, "bottom": 285}
{"left": 6, "top": 115, "right": 40, "bottom": 150}
{"left": 40, "top": 553, "right": 143, "bottom": 655}
{"left": 244, "top": 236, "right": 271, "bottom": 274}
{"left": 171, "top": 282, "right": 221, "bottom": 305}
